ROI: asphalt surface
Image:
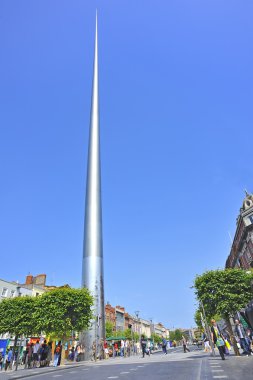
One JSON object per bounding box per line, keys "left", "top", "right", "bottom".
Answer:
{"left": 1, "top": 346, "right": 253, "bottom": 380}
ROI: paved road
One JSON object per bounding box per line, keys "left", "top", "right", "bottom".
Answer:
{"left": 1, "top": 347, "right": 253, "bottom": 380}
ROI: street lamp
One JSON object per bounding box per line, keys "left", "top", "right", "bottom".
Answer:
{"left": 134, "top": 311, "right": 141, "bottom": 342}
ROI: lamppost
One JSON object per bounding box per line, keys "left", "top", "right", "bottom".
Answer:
{"left": 150, "top": 318, "right": 155, "bottom": 350}
{"left": 134, "top": 311, "right": 141, "bottom": 342}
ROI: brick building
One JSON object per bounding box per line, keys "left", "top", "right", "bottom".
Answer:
{"left": 226, "top": 191, "right": 253, "bottom": 269}
{"left": 105, "top": 303, "right": 116, "bottom": 331}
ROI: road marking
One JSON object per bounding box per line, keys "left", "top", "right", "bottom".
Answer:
{"left": 107, "top": 377, "right": 119, "bottom": 379}
{"left": 212, "top": 377, "right": 228, "bottom": 379}
{"left": 130, "top": 368, "right": 137, "bottom": 370}
{"left": 120, "top": 372, "right": 130, "bottom": 374}
{"left": 137, "top": 365, "right": 144, "bottom": 367}
{"left": 52, "top": 376, "right": 63, "bottom": 378}
{"left": 210, "top": 366, "right": 221, "bottom": 367}
{"left": 212, "top": 370, "right": 224, "bottom": 372}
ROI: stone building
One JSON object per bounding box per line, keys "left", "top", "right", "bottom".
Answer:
{"left": 226, "top": 191, "right": 253, "bottom": 269}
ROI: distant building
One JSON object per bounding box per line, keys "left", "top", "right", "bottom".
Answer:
{"left": 115, "top": 305, "right": 125, "bottom": 332}
{"left": 226, "top": 192, "right": 253, "bottom": 269}
{"left": 124, "top": 312, "right": 134, "bottom": 331}
{"left": 154, "top": 322, "right": 170, "bottom": 338}
{"left": 20, "top": 274, "right": 47, "bottom": 297}
{"left": 105, "top": 303, "right": 116, "bottom": 332}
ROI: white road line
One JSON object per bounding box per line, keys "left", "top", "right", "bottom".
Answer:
{"left": 107, "top": 377, "right": 119, "bottom": 379}
{"left": 212, "top": 370, "right": 224, "bottom": 372}
{"left": 137, "top": 365, "right": 144, "bottom": 367}
{"left": 210, "top": 366, "right": 221, "bottom": 368}
{"left": 120, "top": 372, "right": 130, "bottom": 374}
{"left": 69, "top": 371, "right": 77, "bottom": 373}
{"left": 212, "top": 376, "right": 228, "bottom": 379}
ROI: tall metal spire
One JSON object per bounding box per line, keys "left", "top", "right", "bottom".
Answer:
{"left": 82, "top": 12, "right": 105, "bottom": 360}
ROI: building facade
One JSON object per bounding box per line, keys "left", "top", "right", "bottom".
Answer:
{"left": 226, "top": 192, "right": 253, "bottom": 269}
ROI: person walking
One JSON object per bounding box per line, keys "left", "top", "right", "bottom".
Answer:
{"left": 234, "top": 319, "right": 251, "bottom": 355}
{"left": 210, "top": 319, "right": 226, "bottom": 360}
{"left": 141, "top": 336, "right": 147, "bottom": 358}
{"left": 162, "top": 338, "right": 167, "bottom": 355}
{"left": 182, "top": 336, "right": 190, "bottom": 353}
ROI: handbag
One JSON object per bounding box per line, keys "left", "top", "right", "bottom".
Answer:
{"left": 225, "top": 340, "right": 231, "bottom": 350}
{"left": 216, "top": 337, "right": 225, "bottom": 347}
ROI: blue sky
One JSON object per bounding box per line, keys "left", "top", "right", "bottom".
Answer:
{"left": 0, "top": 0, "right": 253, "bottom": 328}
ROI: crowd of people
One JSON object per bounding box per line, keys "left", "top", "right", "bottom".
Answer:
{"left": 0, "top": 340, "right": 63, "bottom": 371}
{"left": 203, "top": 318, "right": 253, "bottom": 360}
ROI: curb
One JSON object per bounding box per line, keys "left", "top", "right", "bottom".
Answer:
{"left": 0, "top": 363, "right": 85, "bottom": 380}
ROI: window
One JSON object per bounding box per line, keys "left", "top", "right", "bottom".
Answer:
{"left": 249, "top": 215, "right": 253, "bottom": 224}
{"left": 10, "top": 290, "right": 15, "bottom": 298}
{"left": 1, "top": 288, "right": 8, "bottom": 297}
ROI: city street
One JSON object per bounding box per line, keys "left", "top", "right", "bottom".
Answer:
{"left": 1, "top": 347, "right": 253, "bottom": 380}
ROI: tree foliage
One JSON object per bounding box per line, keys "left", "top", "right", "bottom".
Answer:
{"left": 34, "top": 288, "right": 93, "bottom": 340}
{"left": 151, "top": 333, "right": 162, "bottom": 343}
{"left": 194, "top": 269, "right": 253, "bottom": 356}
{"left": 0, "top": 296, "right": 40, "bottom": 336}
{"left": 169, "top": 329, "right": 182, "bottom": 342}
{"left": 105, "top": 321, "right": 114, "bottom": 338}
{"left": 0, "top": 288, "right": 93, "bottom": 341}
{"left": 194, "top": 269, "right": 253, "bottom": 319}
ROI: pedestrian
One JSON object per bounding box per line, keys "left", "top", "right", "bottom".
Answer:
{"left": 5, "top": 348, "right": 13, "bottom": 371}
{"left": 32, "top": 340, "right": 40, "bottom": 368}
{"left": 53, "top": 342, "right": 61, "bottom": 367}
{"left": 141, "top": 335, "right": 147, "bottom": 358}
{"left": 202, "top": 333, "right": 211, "bottom": 352}
{"left": 234, "top": 319, "right": 251, "bottom": 355}
{"left": 182, "top": 336, "right": 190, "bottom": 353}
{"left": 245, "top": 328, "right": 253, "bottom": 353}
{"left": 40, "top": 340, "right": 48, "bottom": 367}
{"left": 210, "top": 319, "right": 226, "bottom": 360}
{"left": 0, "top": 351, "right": 3, "bottom": 370}
{"left": 162, "top": 338, "right": 167, "bottom": 355}
{"left": 57, "top": 341, "right": 62, "bottom": 366}
{"left": 46, "top": 342, "right": 52, "bottom": 367}
{"left": 120, "top": 340, "right": 125, "bottom": 357}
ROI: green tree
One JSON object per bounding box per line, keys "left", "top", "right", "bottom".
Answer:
{"left": 151, "top": 333, "right": 162, "bottom": 344}
{"left": 169, "top": 329, "right": 182, "bottom": 342}
{"left": 0, "top": 296, "right": 40, "bottom": 370}
{"left": 0, "top": 296, "right": 39, "bottom": 336}
{"left": 105, "top": 321, "right": 114, "bottom": 338}
{"left": 194, "top": 308, "right": 203, "bottom": 329}
{"left": 124, "top": 328, "right": 132, "bottom": 340}
{"left": 194, "top": 269, "right": 253, "bottom": 355}
{"left": 35, "top": 288, "right": 93, "bottom": 362}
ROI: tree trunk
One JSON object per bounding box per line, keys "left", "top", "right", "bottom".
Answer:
{"left": 60, "top": 339, "right": 66, "bottom": 366}
{"left": 15, "top": 343, "right": 21, "bottom": 371}
{"left": 12, "top": 336, "right": 18, "bottom": 370}
{"left": 226, "top": 318, "right": 240, "bottom": 356}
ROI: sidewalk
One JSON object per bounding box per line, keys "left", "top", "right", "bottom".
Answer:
{"left": 0, "top": 353, "right": 155, "bottom": 380}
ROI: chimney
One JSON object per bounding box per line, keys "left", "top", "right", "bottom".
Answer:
{"left": 34, "top": 274, "right": 46, "bottom": 286}
{"left": 25, "top": 275, "right": 33, "bottom": 285}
